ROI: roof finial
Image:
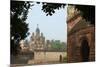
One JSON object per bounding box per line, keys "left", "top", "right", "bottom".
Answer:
{"left": 37, "top": 24, "right": 39, "bottom": 28}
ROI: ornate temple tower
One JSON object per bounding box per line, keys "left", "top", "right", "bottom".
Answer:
{"left": 29, "top": 24, "right": 45, "bottom": 51}
{"left": 36, "top": 24, "right": 40, "bottom": 38}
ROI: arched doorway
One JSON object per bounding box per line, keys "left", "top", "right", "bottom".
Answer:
{"left": 81, "top": 39, "right": 90, "bottom": 62}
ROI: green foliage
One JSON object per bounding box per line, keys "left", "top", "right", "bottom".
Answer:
{"left": 10, "top": 1, "right": 66, "bottom": 55}
{"left": 41, "top": 2, "right": 66, "bottom": 16}
{"left": 51, "top": 41, "right": 66, "bottom": 51}
{"left": 11, "top": 1, "right": 32, "bottom": 55}
{"left": 52, "top": 42, "right": 62, "bottom": 50}
{"left": 42, "top": 3, "right": 95, "bottom": 24}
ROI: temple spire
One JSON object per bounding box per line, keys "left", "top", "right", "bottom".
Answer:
{"left": 36, "top": 24, "right": 40, "bottom": 34}
{"left": 37, "top": 24, "right": 39, "bottom": 28}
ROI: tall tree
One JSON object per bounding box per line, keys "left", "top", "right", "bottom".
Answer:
{"left": 10, "top": 1, "right": 32, "bottom": 55}
{"left": 11, "top": 1, "right": 95, "bottom": 55}
{"left": 10, "top": 1, "right": 65, "bottom": 55}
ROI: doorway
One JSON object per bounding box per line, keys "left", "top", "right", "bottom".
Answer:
{"left": 81, "top": 39, "right": 90, "bottom": 62}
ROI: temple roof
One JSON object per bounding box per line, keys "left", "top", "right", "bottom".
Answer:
{"left": 68, "top": 19, "right": 93, "bottom": 35}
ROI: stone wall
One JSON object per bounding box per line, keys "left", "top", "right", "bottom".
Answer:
{"left": 67, "top": 26, "right": 95, "bottom": 63}
{"left": 28, "top": 52, "right": 67, "bottom": 64}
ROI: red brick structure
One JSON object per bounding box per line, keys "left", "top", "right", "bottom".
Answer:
{"left": 67, "top": 14, "right": 95, "bottom": 63}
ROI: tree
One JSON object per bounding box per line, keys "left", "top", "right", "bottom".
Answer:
{"left": 41, "top": 3, "right": 95, "bottom": 25}
{"left": 41, "top": 2, "right": 66, "bottom": 16}
{"left": 10, "top": 1, "right": 65, "bottom": 55}
{"left": 10, "top": 1, "right": 32, "bottom": 55}
{"left": 11, "top": 1, "right": 95, "bottom": 55}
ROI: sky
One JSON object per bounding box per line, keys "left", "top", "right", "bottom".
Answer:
{"left": 26, "top": 2, "right": 67, "bottom": 42}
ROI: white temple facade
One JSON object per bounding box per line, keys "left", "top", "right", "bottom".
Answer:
{"left": 29, "top": 24, "right": 45, "bottom": 51}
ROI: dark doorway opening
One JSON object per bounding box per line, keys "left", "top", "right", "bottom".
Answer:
{"left": 81, "top": 39, "right": 90, "bottom": 62}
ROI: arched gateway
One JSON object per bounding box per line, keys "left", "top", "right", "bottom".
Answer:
{"left": 67, "top": 5, "right": 95, "bottom": 62}
{"left": 81, "top": 39, "right": 90, "bottom": 62}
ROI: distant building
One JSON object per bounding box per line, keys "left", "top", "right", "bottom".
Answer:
{"left": 20, "top": 24, "right": 67, "bottom": 52}
{"left": 46, "top": 40, "right": 51, "bottom": 49}
{"left": 29, "top": 24, "right": 45, "bottom": 51}
{"left": 19, "top": 24, "right": 67, "bottom": 64}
